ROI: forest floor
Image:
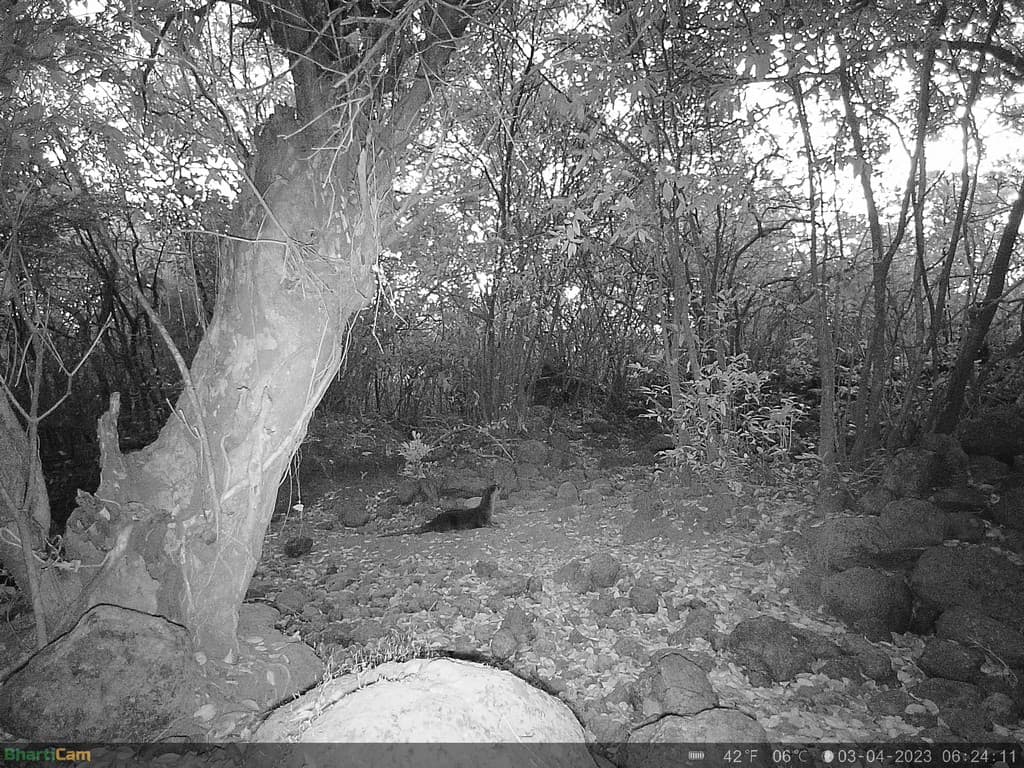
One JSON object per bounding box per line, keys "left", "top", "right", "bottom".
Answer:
{"left": 2, "top": 413, "right": 1021, "bottom": 750}
{"left": 253, "top": 413, "right": 1024, "bottom": 746}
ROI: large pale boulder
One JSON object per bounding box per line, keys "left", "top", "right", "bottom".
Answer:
{"left": 256, "top": 657, "right": 596, "bottom": 768}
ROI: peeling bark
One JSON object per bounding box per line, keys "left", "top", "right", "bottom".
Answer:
{"left": 66, "top": 146, "right": 378, "bottom": 655}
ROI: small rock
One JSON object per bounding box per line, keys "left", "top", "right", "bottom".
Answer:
{"left": 548, "top": 431, "right": 571, "bottom": 453}
{"left": 526, "top": 575, "right": 544, "bottom": 595}
{"left": 553, "top": 559, "right": 593, "bottom": 593}
{"left": 590, "top": 595, "right": 615, "bottom": 617}
{"left": 839, "top": 635, "right": 894, "bottom": 682}
{"left": 350, "top": 620, "right": 386, "bottom": 644}
{"left": 489, "top": 628, "right": 518, "bottom": 659}
{"left": 613, "top": 636, "right": 647, "bottom": 660}
{"left": 556, "top": 481, "right": 579, "bottom": 503}
{"left": 982, "top": 692, "right": 1017, "bottom": 725}
{"left": 274, "top": 587, "right": 308, "bottom": 615}
{"left": 341, "top": 506, "right": 370, "bottom": 528}
{"left": 819, "top": 657, "right": 861, "bottom": 681}
{"left": 551, "top": 504, "right": 585, "bottom": 523}
{"left": 315, "top": 624, "right": 352, "bottom": 646}
{"left": 497, "top": 576, "right": 529, "bottom": 597}
{"left": 589, "top": 714, "right": 629, "bottom": 743}
{"left": 991, "top": 487, "right": 1024, "bottom": 532}
{"left": 631, "top": 651, "right": 717, "bottom": 719}
{"left": 500, "top": 606, "right": 536, "bottom": 642}
{"left": 394, "top": 478, "right": 421, "bottom": 505}
{"left": 453, "top": 596, "right": 481, "bottom": 618}
{"left": 866, "top": 689, "right": 913, "bottom": 717}
{"left": 668, "top": 607, "right": 716, "bottom": 644}
{"left": 629, "top": 586, "right": 660, "bottom": 614}
{"left": 589, "top": 553, "right": 621, "bottom": 588}
{"left": 282, "top": 536, "right": 313, "bottom": 558}
{"left": 473, "top": 560, "right": 500, "bottom": 578}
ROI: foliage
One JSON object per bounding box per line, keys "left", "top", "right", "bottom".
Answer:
{"left": 0, "top": 0, "right": 232, "bottom": 472}
{"left": 640, "top": 353, "right": 808, "bottom": 478}
{"left": 4, "top": 0, "right": 1024, "bottom": 490}
{"left": 397, "top": 431, "right": 433, "bottom": 479}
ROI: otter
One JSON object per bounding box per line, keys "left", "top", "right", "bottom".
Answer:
{"left": 381, "top": 484, "right": 500, "bottom": 537}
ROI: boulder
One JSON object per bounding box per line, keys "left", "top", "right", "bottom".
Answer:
{"left": 231, "top": 603, "right": 325, "bottom": 708}
{"left": 256, "top": 658, "right": 596, "bottom": 768}
{"left": 990, "top": 487, "right": 1024, "bottom": 532}
{"left": 857, "top": 485, "right": 895, "bottom": 515}
{"left": 918, "top": 638, "right": 986, "bottom": 683}
{"left": 881, "top": 498, "right": 947, "bottom": 529}
{"left": 631, "top": 651, "right": 717, "bottom": 721}
{"left": 821, "top": 567, "right": 912, "bottom": 640}
{"left": 910, "top": 545, "right": 1024, "bottom": 630}
{"left": 623, "top": 710, "right": 769, "bottom": 768}
{"left": 0, "top": 604, "right": 207, "bottom": 740}
{"left": 969, "top": 455, "right": 1013, "bottom": 484}
{"left": 936, "top": 607, "right": 1024, "bottom": 667}
{"left": 811, "top": 511, "right": 946, "bottom": 573}
{"left": 959, "top": 406, "right": 1024, "bottom": 458}
{"left": 909, "top": 678, "right": 987, "bottom": 725}
{"left": 881, "top": 439, "right": 967, "bottom": 498}
{"left": 928, "top": 486, "right": 989, "bottom": 514}
{"left": 725, "top": 616, "right": 842, "bottom": 684}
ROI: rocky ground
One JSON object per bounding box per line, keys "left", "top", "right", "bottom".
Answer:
{"left": 249, "top": 413, "right": 1024, "bottom": 750}
{"left": 1, "top": 411, "right": 1021, "bottom": 760}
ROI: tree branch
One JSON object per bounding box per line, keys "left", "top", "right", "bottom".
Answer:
{"left": 944, "top": 39, "right": 1024, "bottom": 80}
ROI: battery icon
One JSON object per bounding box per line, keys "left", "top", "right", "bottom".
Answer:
{"left": 688, "top": 750, "right": 706, "bottom": 761}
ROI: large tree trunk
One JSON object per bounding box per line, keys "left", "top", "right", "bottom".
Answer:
{"left": 53, "top": 0, "right": 481, "bottom": 659}
{"left": 63, "top": 135, "right": 378, "bottom": 655}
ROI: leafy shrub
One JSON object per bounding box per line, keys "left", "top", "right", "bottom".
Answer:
{"left": 640, "top": 353, "right": 808, "bottom": 478}
{"left": 398, "top": 431, "right": 433, "bottom": 478}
